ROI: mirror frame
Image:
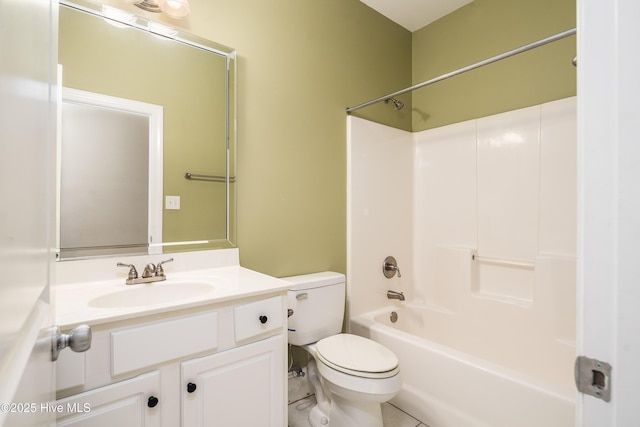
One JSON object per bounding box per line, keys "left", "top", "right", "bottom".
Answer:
{"left": 58, "top": 0, "right": 237, "bottom": 259}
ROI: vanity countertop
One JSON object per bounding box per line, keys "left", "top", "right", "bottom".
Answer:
{"left": 54, "top": 265, "right": 291, "bottom": 328}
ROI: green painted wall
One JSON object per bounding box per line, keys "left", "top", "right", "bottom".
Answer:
{"left": 78, "top": 0, "right": 575, "bottom": 278}
{"left": 148, "top": 0, "right": 413, "bottom": 276}
{"left": 411, "top": 0, "right": 576, "bottom": 131}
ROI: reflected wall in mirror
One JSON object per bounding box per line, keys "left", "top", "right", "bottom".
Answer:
{"left": 57, "top": 0, "right": 237, "bottom": 260}
{"left": 60, "top": 88, "right": 163, "bottom": 259}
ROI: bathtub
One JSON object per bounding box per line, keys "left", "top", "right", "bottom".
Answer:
{"left": 350, "top": 305, "right": 576, "bottom": 427}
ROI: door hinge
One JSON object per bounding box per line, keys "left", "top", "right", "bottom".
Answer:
{"left": 575, "top": 355, "right": 612, "bottom": 402}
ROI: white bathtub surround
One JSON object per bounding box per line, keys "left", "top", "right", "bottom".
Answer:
{"left": 347, "top": 97, "right": 577, "bottom": 427}
{"left": 346, "top": 118, "right": 414, "bottom": 320}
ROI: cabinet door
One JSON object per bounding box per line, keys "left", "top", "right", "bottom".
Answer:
{"left": 182, "top": 334, "right": 285, "bottom": 427}
{"left": 56, "top": 371, "right": 161, "bottom": 427}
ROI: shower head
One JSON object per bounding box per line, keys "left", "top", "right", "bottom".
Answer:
{"left": 384, "top": 97, "right": 404, "bottom": 110}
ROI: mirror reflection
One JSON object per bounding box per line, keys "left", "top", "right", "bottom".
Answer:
{"left": 60, "top": 87, "right": 164, "bottom": 259}
{"left": 57, "top": 1, "right": 236, "bottom": 260}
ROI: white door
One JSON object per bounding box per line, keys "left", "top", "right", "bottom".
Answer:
{"left": 0, "top": 0, "right": 57, "bottom": 426}
{"left": 577, "top": 0, "right": 640, "bottom": 425}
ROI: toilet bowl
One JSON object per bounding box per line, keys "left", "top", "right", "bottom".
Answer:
{"left": 304, "top": 334, "right": 401, "bottom": 427}
{"left": 284, "top": 272, "right": 401, "bottom": 427}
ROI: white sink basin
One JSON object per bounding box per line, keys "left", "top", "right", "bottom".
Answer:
{"left": 89, "top": 280, "right": 215, "bottom": 309}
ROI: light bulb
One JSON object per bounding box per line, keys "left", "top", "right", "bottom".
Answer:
{"left": 158, "top": 0, "right": 190, "bottom": 18}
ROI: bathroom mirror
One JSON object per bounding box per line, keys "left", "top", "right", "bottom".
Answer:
{"left": 57, "top": 0, "right": 236, "bottom": 260}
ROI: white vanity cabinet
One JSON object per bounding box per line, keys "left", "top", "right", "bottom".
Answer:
{"left": 182, "top": 334, "right": 284, "bottom": 426}
{"left": 55, "top": 293, "right": 286, "bottom": 427}
{"left": 56, "top": 371, "right": 161, "bottom": 427}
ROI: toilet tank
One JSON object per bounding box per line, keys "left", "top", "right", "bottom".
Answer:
{"left": 282, "top": 271, "right": 345, "bottom": 346}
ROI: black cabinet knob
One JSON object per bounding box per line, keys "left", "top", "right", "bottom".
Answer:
{"left": 187, "top": 382, "right": 197, "bottom": 393}
{"left": 259, "top": 315, "right": 268, "bottom": 324}
{"left": 147, "top": 396, "right": 159, "bottom": 408}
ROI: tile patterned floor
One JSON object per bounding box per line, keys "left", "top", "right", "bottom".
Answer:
{"left": 288, "top": 395, "right": 428, "bottom": 427}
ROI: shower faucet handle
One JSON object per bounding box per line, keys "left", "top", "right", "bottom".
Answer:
{"left": 382, "top": 256, "right": 401, "bottom": 278}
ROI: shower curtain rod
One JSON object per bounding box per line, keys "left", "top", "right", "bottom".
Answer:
{"left": 345, "top": 27, "right": 577, "bottom": 114}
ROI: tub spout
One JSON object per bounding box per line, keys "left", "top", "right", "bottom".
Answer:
{"left": 387, "top": 290, "right": 405, "bottom": 301}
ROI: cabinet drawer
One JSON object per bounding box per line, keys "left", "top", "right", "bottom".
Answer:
{"left": 234, "top": 296, "right": 283, "bottom": 342}
{"left": 56, "top": 371, "right": 160, "bottom": 426}
{"left": 111, "top": 312, "right": 218, "bottom": 376}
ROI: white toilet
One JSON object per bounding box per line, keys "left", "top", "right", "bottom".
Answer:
{"left": 284, "top": 271, "right": 401, "bottom": 427}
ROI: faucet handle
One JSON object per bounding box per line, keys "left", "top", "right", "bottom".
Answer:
{"left": 117, "top": 263, "right": 138, "bottom": 280}
{"left": 383, "top": 256, "right": 402, "bottom": 278}
{"left": 155, "top": 258, "right": 174, "bottom": 277}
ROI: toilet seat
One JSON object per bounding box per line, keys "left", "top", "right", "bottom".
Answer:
{"left": 315, "top": 334, "right": 399, "bottom": 379}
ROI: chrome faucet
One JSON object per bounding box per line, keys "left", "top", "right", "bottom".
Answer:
{"left": 156, "top": 258, "right": 174, "bottom": 277}
{"left": 142, "top": 263, "right": 156, "bottom": 278}
{"left": 387, "top": 290, "right": 405, "bottom": 301}
{"left": 117, "top": 258, "right": 174, "bottom": 285}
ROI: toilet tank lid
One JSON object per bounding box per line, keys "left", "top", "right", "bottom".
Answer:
{"left": 280, "top": 271, "right": 345, "bottom": 290}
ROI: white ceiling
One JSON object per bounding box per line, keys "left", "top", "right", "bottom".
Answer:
{"left": 360, "top": 0, "right": 474, "bottom": 32}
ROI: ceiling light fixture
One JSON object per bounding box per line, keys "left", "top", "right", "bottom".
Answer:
{"left": 127, "top": 0, "right": 191, "bottom": 19}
